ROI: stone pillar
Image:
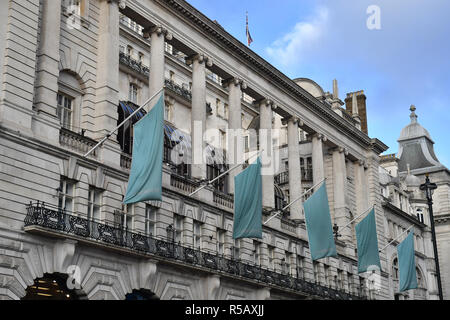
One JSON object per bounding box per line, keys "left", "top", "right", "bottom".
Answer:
{"left": 144, "top": 26, "right": 171, "bottom": 105}
{"left": 226, "top": 78, "right": 245, "bottom": 194}
{"left": 95, "top": 0, "right": 120, "bottom": 138}
{"left": 352, "top": 93, "right": 362, "bottom": 130}
{"left": 34, "top": 0, "right": 62, "bottom": 118}
{"left": 259, "top": 99, "right": 275, "bottom": 210}
{"left": 286, "top": 117, "right": 303, "bottom": 221}
{"left": 332, "top": 147, "right": 351, "bottom": 242}
{"left": 354, "top": 160, "right": 369, "bottom": 215}
{"left": 312, "top": 133, "right": 326, "bottom": 186}
{"left": 188, "top": 54, "right": 210, "bottom": 180}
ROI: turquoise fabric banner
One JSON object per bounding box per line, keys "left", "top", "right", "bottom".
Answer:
{"left": 304, "top": 182, "right": 337, "bottom": 261}
{"left": 233, "top": 157, "right": 262, "bottom": 239}
{"left": 398, "top": 231, "right": 418, "bottom": 292}
{"left": 123, "top": 94, "right": 164, "bottom": 204}
{"left": 356, "top": 208, "right": 382, "bottom": 273}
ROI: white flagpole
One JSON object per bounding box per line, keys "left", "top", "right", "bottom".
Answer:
{"left": 263, "top": 178, "right": 326, "bottom": 225}
{"left": 188, "top": 149, "right": 264, "bottom": 197}
{"left": 83, "top": 87, "right": 165, "bottom": 158}
{"left": 338, "top": 206, "right": 375, "bottom": 232}
{"left": 379, "top": 225, "right": 414, "bottom": 253}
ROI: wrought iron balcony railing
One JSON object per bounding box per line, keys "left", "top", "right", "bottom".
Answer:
{"left": 24, "top": 202, "right": 365, "bottom": 300}
{"left": 164, "top": 79, "right": 192, "bottom": 101}
{"left": 119, "top": 52, "right": 150, "bottom": 77}
{"left": 275, "top": 169, "right": 313, "bottom": 185}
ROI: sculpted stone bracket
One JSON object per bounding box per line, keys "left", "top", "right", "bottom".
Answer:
{"left": 186, "top": 53, "right": 213, "bottom": 67}
{"left": 143, "top": 25, "right": 173, "bottom": 41}
{"left": 222, "top": 77, "right": 247, "bottom": 90}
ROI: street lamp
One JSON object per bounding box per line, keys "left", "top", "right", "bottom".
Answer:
{"left": 419, "top": 174, "right": 443, "bottom": 300}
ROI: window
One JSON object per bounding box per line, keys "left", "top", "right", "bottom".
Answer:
{"left": 58, "top": 178, "right": 74, "bottom": 213}
{"left": 65, "top": 0, "right": 81, "bottom": 16}
{"left": 87, "top": 187, "right": 101, "bottom": 221}
{"left": 57, "top": 92, "right": 74, "bottom": 130}
{"left": 392, "top": 258, "right": 399, "bottom": 280}
{"left": 232, "top": 239, "right": 240, "bottom": 260}
{"left": 193, "top": 221, "right": 202, "bottom": 249}
{"left": 207, "top": 163, "right": 228, "bottom": 193}
{"left": 120, "top": 204, "right": 133, "bottom": 231}
{"left": 417, "top": 208, "right": 424, "bottom": 224}
{"left": 224, "top": 103, "right": 229, "bottom": 119}
{"left": 244, "top": 136, "right": 249, "bottom": 152}
{"left": 295, "top": 255, "right": 304, "bottom": 279}
{"left": 347, "top": 272, "right": 353, "bottom": 293}
{"left": 268, "top": 246, "right": 275, "bottom": 270}
{"left": 324, "top": 265, "right": 330, "bottom": 286}
{"left": 169, "top": 71, "right": 175, "bottom": 81}
{"left": 313, "top": 262, "right": 319, "bottom": 283}
{"left": 145, "top": 205, "right": 156, "bottom": 236}
{"left": 174, "top": 214, "right": 184, "bottom": 244}
{"left": 337, "top": 270, "right": 343, "bottom": 290}
{"left": 283, "top": 252, "right": 291, "bottom": 275}
{"left": 138, "top": 52, "right": 144, "bottom": 64}
{"left": 216, "top": 99, "right": 221, "bottom": 117}
{"left": 217, "top": 230, "right": 226, "bottom": 255}
{"left": 129, "top": 83, "right": 138, "bottom": 104}
{"left": 127, "top": 45, "right": 133, "bottom": 57}
{"left": 253, "top": 241, "right": 261, "bottom": 265}
{"left": 416, "top": 267, "right": 423, "bottom": 288}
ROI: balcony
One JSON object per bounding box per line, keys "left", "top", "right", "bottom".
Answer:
{"left": 59, "top": 128, "right": 98, "bottom": 158}
{"left": 24, "top": 202, "right": 365, "bottom": 300}
{"left": 119, "top": 52, "right": 150, "bottom": 78}
{"left": 213, "top": 190, "right": 234, "bottom": 209}
{"left": 274, "top": 169, "right": 313, "bottom": 186}
{"left": 120, "top": 153, "right": 132, "bottom": 170}
{"left": 164, "top": 79, "right": 192, "bottom": 102}
{"left": 170, "top": 173, "right": 199, "bottom": 194}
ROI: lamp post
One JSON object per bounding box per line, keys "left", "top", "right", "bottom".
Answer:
{"left": 419, "top": 174, "right": 443, "bottom": 300}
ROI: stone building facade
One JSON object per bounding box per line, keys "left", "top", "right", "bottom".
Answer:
{"left": 0, "top": 0, "right": 440, "bottom": 300}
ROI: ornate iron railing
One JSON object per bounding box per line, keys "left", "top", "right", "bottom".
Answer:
{"left": 164, "top": 79, "right": 192, "bottom": 101}
{"left": 275, "top": 169, "right": 313, "bottom": 185}
{"left": 119, "top": 52, "right": 150, "bottom": 77}
{"left": 24, "top": 202, "right": 365, "bottom": 300}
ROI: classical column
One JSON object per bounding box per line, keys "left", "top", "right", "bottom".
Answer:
{"left": 95, "top": 0, "right": 120, "bottom": 139}
{"left": 259, "top": 99, "right": 275, "bottom": 209}
{"left": 354, "top": 159, "right": 369, "bottom": 215}
{"left": 34, "top": 0, "right": 62, "bottom": 117}
{"left": 312, "top": 133, "right": 326, "bottom": 186}
{"left": 225, "top": 78, "right": 245, "bottom": 194}
{"left": 286, "top": 117, "right": 303, "bottom": 221}
{"left": 144, "top": 26, "right": 172, "bottom": 105}
{"left": 332, "top": 147, "right": 351, "bottom": 242}
{"left": 188, "top": 54, "right": 210, "bottom": 180}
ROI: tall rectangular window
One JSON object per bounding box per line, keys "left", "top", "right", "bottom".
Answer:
{"left": 217, "top": 229, "right": 225, "bottom": 255}
{"left": 193, "top": 221, "right": 202, "bottom": 249}
{"left": 121, "top": 204, "right": 133, "bottom": 231}
{"left": 58, "top": 178, "right": 74, "bottom": 213}
{"left": 253, "top": 241, "right": 261, "bottom": 265}
{"left": 296, "top": 255, "right": 304, "bottom": 279}
{"left": 129, "top": 83, "right": 138, "bottom": 104}
{"left": 145, "top": 205, "right": 156, "bottom": 236}
{"left": 232, "top": 239, "right": 240, "bottom": 260}
{"left": 268, "top": 246, "right": 275, "bottom": 270}
{"left": 57, "top": 93, "right": 74, "bottom": 130}
{"left": 283, "top": 252, "right": 291, "bottom": 275}
{"left": 313, "top": 262, "right": 320, "bottom": 283}
{"left": 87, "top": 186, "right": 101, "bottom": 221}
{"left": 174, "top": 214, "right": 184, "bottom": 244}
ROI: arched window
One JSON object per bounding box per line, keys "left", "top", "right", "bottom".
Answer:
{"left": 274, "top": 184, "right": 286, "bottom": 211}
{"left": 58, "top": 70, "right": 83, "bottom": 132}
{"left": 416, "top": 267, "right": 424, "bottom": 288}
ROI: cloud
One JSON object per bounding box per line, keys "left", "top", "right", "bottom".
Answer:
{"left": 266, "top": 6, "right": 329, "bottom": 68}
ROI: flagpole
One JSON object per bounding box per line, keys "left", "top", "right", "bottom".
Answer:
{"left": 83, "top": 87, "right": 165, "bottom": 158}
{"left": 188, "top": 149, "right": 264, "bottom": 197}
{"left": 338, "top": 206, "right": 375, "bottom": 232}
{"left": 379, "top": 225, "right": 414, "bottom": 253}
{"left": 263, "top": 178, "right": 326, "bottom": 225}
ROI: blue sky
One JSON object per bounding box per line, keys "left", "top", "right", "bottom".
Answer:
{"left": 186, "top": 0, "right": 450, "bottom": 168}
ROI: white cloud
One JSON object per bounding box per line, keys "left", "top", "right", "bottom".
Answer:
{"left": 266, "top": 6, "right": 329, "bottom": 67}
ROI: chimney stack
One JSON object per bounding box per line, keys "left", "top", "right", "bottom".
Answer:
{"left": 345, "top": 91, "right": 368, "bottom": 134}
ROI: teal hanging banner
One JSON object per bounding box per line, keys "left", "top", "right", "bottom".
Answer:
{"left": 304, "top": 182, "right": 337, "bottom": 261}
{"left": 123, "top": 94, "right": 164, "bottom": 204}
{"left": 233, "top": 157, "right": 262, "bottom": 240}
{"left": 355, "top": 208, "right": 382, "bottom": 273}
{"left": 398, "top": 231, "right": 418, "bottom": 292}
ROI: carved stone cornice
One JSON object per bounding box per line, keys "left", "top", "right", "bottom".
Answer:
{"left": 153, "top": 0, "right": 383, "bottom": 152}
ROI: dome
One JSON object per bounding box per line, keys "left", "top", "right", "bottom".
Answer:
{"left": 398, "top": 105, "right": 433, "bottom": 142}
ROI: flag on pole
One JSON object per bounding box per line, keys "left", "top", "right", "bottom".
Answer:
{"left": 246, "top": 12, "right": 253, "bottom": 47}
{"left": 355, "top": 208, "right": 382, "bottom": 273}
{"left": 123, "top": 94, "right": 165, "bottom": 204}
{"left": 398, "top": 230, "right": 418, "bottom": 292}
{"left": 303, "top": 182, "right": 337, "bottom": 261}
{"left": 233, "top": 157, "right": 262, "bottom": 239}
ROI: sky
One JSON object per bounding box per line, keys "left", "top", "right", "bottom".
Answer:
{"left": 186, "top": 0, "right": 450, "bottom": 168}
